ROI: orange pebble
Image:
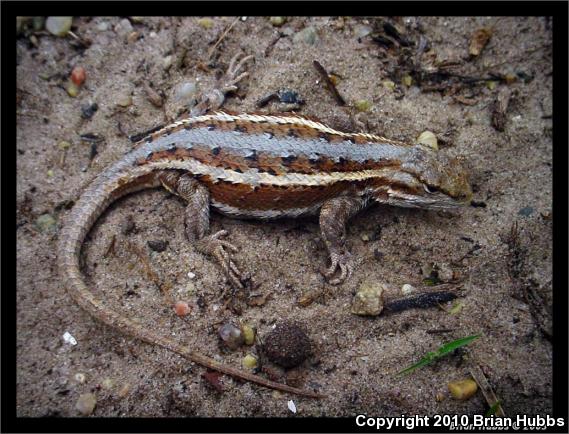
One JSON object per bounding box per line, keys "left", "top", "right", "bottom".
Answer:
{"left": 71, "top": 66, "right": 86, "bottom": 86}
{"left": 174, "top": 301, "right": 191, "bottom": 316}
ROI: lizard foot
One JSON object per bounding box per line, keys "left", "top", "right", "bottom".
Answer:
{"left": 321, "top": 250, "right": 354, "bottom": 285}
{"left": 190, "top": 53, "right": 255, "bottom": 116}
{"left": 196, "top": 230, "right": 249, "bottom": 289}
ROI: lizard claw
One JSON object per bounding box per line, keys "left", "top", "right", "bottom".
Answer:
{"left": 196, "top": 231, "right": 249, "bottom": 289}
{"left": 321, "top": 250, "right": 353, "bottom": 285}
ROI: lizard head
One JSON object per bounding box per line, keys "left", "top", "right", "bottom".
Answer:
{"left": 370, "top": 145, "right": 473, "bottom": 210}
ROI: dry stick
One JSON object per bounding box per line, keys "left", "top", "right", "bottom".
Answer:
{"left": 207, "top": 17, "right": 241, "bottom": 60}
{"left": 469, "top": 364, "right": 506, "bottom": 417}
{"left": 313, "top": 60, "right": 346, "bottom": 106}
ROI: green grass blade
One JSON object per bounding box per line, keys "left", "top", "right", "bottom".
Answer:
{"left": 396, "top": 334, "right": 481, "bottom": 376}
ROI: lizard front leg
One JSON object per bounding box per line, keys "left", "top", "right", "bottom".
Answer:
{"left": 159, "top": 171, "right": 248, "bottom": 289}
{"left": 319, "top": 196, "right": 367, "bottom": 285}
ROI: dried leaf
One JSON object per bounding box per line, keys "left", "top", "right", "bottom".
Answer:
{"left": 202, "top": 370, "right": 224, "bottom": 392}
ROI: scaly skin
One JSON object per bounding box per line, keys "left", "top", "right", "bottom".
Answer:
{"left": 58, "top": 53, "right": 472, "bottom": 399}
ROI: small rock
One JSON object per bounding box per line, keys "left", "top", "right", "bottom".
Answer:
{"left": 45, "top": 17, "right": 73, "bottom": 37}
{"left": 66, "top": 82, "right": 80, "bottom": 98}
{"left": 354, "top": 24, "right": 372, "bottom": 39}
{"left": 116, "top": 93, "right": 133, "bottom": 108}
{"left": 448, "top": 378, "right": 478, "bottom": 400}
{"left": 417, "top": 131, "right": 438, "bottom": 150}
{"left": 242, "top": 354, "right": 258, "bottom": 369}
{"left": 219, "top": 322, "right": 244, "bottom": 350}
{"left": 263, "top": 322, "right": 311, "bottom": 368}
{"left": 437, "top": 263, "right": 454, "bottom": 281}
{"left": 101, "top": 378, "right": 114, "bottom": 390}
{"left": 270, "top": 17, "right": 286, "bottom": 27}
{"left": 115, "top": 18, "right": 133, "bottom": 37}
{"left": 74, "top": 373, "right": 86, "bottom": 383}
{"left": 187, "top": 271, "right": 196, "bottom": 279}
{"left": 147, "top": 240, "right": 168, "bottom": 252}
{"left": 173, "top": 82, "right": 198, "bottom": 104}
{"left": 351, "top": 282, "right": 385, "bottom": 316}
{"left": 241, "top": 323, "right": 255, "bottom": 345}
{"left": 129, "top": 16, "right": 144, "bottom": 24}
{"left": 518, "top": 206, "right": 534, "bottom": 217}
{"left": 287, "top": 399, "right": 297, "bottom": 413}
{"left": 401, "top": 74, "right": 413, "bottom": 87}
{"left": 293, "top": 26, "right": 318, "bottom": 45}
{"left": 197, "top": 18, "right": 214, "bottom": 29}
{"left": 126, "top": 31, "right": 140, "bottom": 44}
{"left": 36, "top": 214, "right": 57, "bottom": 233}
{"left": 96, "top": 21, "right": 109, "bottom": 32}
{"left": 401, "top": 283, "right": 415, "bottom": 295}
{"left": 382, "top": 80, "right": 396, "bottom": 91}
{"left": 354, "top": 100, "right": 372, "bottom": 112}
{"left": 174, "top": 301, "right": 191, "bottom": 317}
{"left": 75, "top": 393, "right": 97, "bottom": 416}
{"left": 70, "top": 66, "right": 86, "bottom": 86}
{"left": 162, "top": 55, "right": 173, "bottom": 71}
{"left": 81, "top": 102, "right": 98, "bottom": 120}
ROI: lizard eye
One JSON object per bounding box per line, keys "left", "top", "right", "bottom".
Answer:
{"left": 424, "top": 184, "right": 438, "bottom": 194}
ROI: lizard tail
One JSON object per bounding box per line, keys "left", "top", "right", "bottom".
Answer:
{"left": 58, "top": 166, "right": 323, "bottom": 399}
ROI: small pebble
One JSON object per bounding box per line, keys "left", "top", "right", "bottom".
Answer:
{"left": 293, "top": 26, "right": 318, "bottom": 45}
{"left": 66, "top": 82, "right": 80, "bottom": 98}
{"left": 162, "top": 55, "right": 173, "bottom": 71}
{"left": 96, "top": 21, "right": 109, "bottom": 32}
{"left": 402, "top": 74, "right": 413, "bottom": 87}
{"left": 382, "top": 80, "right": 396, "bottom": 91}
{"left": 127, "top": 31, "right": 140, "bottom": 44}
{"left": 518, "top": 206, "right": 534, "bottom": 217}
{"left": 74, "top": 373, "right": 86, "bottom": 383}
{"left": 147, "top": 239, "right": 168, "bottom": 252}
{"left": 241, "top": 324, "right": 255, "bottom": 345}
{"left": 354, "top": 24, "right": 372, "bottom": 39}
{"left": 219, "top": 322, "right": 244, "bottom": 350}
{"left": 45, "top": 17, "right": 73, "bottom": 37}
{"left": 116, "top": 94, "right": 133, "bottom": 108}
{"left": 437, "top": 263, "right": 454, "bottom": 281}
{"left": 263, "top": 322, "right": 311, "bottom": 368}
{"left": 81, "top": 102, "right": 99, "bottom": 120}
{"left": 101, "top": 378, "right": 114, "bottom": 390}
{"left": 351, "top": 282, "right": 385, "bottom": 316}
{"left": 36, "top": 214, "right": 57, "bottom": 233}
{"left": 242, "top": 354, "right": 258, "bottom": 369}
{"left": 197, "top": 18, "right": 214, "bottom": 29}
{"left": 129, "top": 16, "right": 144, "bottom": 24}
{"left": 75, "top": 393, "right": 97, "bottom": 416}
{"left": 416, "top": 131, "right": 438, "bottom": 150}
{"left": 70, "top": 66, "right": 86, "bottom": 86}
{"left": 287, "top": 399, "right": 297, "bottom": 413}
{"left": 269, "top": 17, "right": 286, "bottom": 27}
{"left": 47, "top": 169, "right": 54, "bottom": 178}
{"left": 174, "top": 301, "right": 191, "bottom": 317}
{"left": 401, "top": 283, "right": 415, "bottom": 295}
{"left": 187, "top": 271, "right": 196, "bottom": 279}
{"left": 448, "top": 378, "right": 478, "bottom": 400}
{"left": 62, "top": 331, "right": 77, "bottom": 345}
{"left": 354, "top": 100, "right": 372, "bottom": 112}
{"left": 173, "top": 82, "right": 198, "bottom": 104}
{"left": 115, "top": 18, "right": 133, "bottom": 37}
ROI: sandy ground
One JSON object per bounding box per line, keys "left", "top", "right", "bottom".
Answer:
{"left": 16, "top": 17, "right": 553, "bottom": 418}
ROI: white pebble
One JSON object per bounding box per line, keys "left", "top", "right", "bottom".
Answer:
{"left": 287, "top": 399, "right": 297, "bottom": 413}
{"left": 401, "top": 283, "right": 416, "bottom": 295}
{"left": 187, "top": 271, "right": 196, "bottom": 279}
{"left": 63, "top": 331, "right": 77, "bottom": 346}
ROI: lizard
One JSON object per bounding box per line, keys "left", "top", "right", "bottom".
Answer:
{"left": 58, "top": 53, "right": 473, "bottom": 399}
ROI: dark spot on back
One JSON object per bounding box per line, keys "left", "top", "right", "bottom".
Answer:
{"left": 207, "top": 124, "right": 216, "bottom": 131}
{"left": 146, "top": 151, "right": 154, "bottom": 160}
{"left": 267, "top": 168, "right": 277, "bottom": 176}
{"left": 234, "top": 125, "right": 247, "bottom": 134}
{"left": 167, "top": 144, "right": 177, "bottom": 153}
{"left": 233, "top": 168, "right": 243, "bottom": 173}
{"left": 212, "top": 147, "right": 221, "bottom": 156}
{"left": 281, "top": 154, "right": 298, "bottom": 165}
{"left": 319, "top": 132, "right": 331, "bottom": 142}
{"left": 287, "top": 129, "right": 298, "bottom": 138}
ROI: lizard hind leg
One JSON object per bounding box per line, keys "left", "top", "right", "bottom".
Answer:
{"left": 158, "top": 171, "right": 248, "bottom": 289}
